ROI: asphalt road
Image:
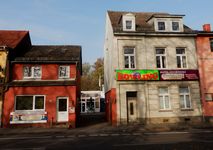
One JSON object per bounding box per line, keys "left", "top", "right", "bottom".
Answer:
{"left": 0, "top": 131, "right": 213, "bottom": 150}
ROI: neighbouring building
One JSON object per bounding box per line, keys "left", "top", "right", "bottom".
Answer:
{"left": 196, "top": 24, "right": 213, "bottom": 122}
{"left": 2, "top": 45, "right": 82, "bottom": 128}
{"left": 104, "top": 11, "right": 202, "bottom": 126}
{"left": 80, "top": 90, "right": 105, "bottom": 113}
{"left": 0, "top": 30, "right": 31, "bottom": 127}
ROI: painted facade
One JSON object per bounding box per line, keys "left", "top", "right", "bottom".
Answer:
{"left": 2, "top": 45, "right": 82, "bottom": 128}
{"left": 196, "top": 24, "right": 213, "bottom": 121}
{"left": 104, "top": 11, "right": 202, "bottom": 126}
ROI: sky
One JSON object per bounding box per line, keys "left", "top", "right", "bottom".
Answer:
{"left": 0, "top": 0, "right": 213, "bottom": 64}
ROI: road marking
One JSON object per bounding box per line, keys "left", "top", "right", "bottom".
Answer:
{"left": 99, "top": 133, "right": 109, "bottom": 136}
{"left": 144, "top": 131, "right": 189, "bottom": 135}
{"left": 77, "top": 134, "right": 87, "bottom": 137}
{"left": 132, "top": 133, "right": 142, "bottom": 136}
{"left": 111, "top": 133, "right": 120, "bottom": 136}
{"left": 89, "top": 134, "right": 98, "bottom": 137}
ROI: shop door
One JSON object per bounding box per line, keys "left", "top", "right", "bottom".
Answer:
{"left": 127, "top": 92, "right": 137, "bottom": 123}
{"left": 57, "top": 97, "right": 68, "bottom": 122}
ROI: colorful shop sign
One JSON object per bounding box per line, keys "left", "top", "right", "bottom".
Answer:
{"left": 159, "top": 70, "right": 199, "bottom": 81}
{"left": 116, "top": 70, "right": 159, "bottom": 81}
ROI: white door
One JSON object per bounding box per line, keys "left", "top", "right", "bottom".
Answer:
{"left": 127, "top": 98, "right": 137, "bottom": 123}
{"left": 57, "top": 97, "right": 68, "bottom": 122}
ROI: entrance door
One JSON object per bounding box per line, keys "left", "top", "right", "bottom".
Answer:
{"left": 57, "top": 97, "right": 68, "bottom": 122}
{"left": 127, "top": 92, "right": 137, "bottom": 123}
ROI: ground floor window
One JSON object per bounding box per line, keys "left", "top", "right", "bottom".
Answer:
{"left": 159, "top": 87, "right": 170, "bottom": 110}
{"left": 15, "top": 95, "right": 45, "bottom": 111}
{"left": 179, "top": 87, "right": 191, "bottom": 109}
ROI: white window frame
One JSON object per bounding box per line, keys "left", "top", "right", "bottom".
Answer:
{"left": 159, "top": 87, "right": 171, "bottom": 110}
{"left": 15, "top": 95, "right": 46, "bottom": 111}
{"left": 176, "top": 48, "right": 187, "bottom": 68}
{"left": 179, "top": 87, "right": 192, "bottom": 109}
{"left": 155, "top": 48, "right": 167, "bottom": 69}
{"left": 157, "top": 21, "right": 166, "bottom": 31}
{"left": 124, "top": 47, "right": 136, "bottom": 69}
{"left": 172, "top": 21, "right": 180, "bottom": 31}
{"left": 58, "top": 65, "right": 70, "bottom": 79}
{"left": 23, "top": 66, "right": 42, "bottom": 79}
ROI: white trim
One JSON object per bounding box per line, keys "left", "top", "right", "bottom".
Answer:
{"left": 57, "top": 97, "right": 69, "bottom": 122}
{"left": 124, "top": 47, "right": 136, "bottom": 69}
{"left": 58, "top": 65, "right": 70, "bottom": 79}
{"left": 155, "top": 48, "right": 167, "bottom": 69}
{"left": 23, "top": 65, "right": 42, "bottom": 79}
{"left": 179, "top": 86, "right": 192, "bottom": 109}
{"left": 159, "top": 87, "right": 171, "bottom": 110}
{"left": 176, "top": 47, "right": 188, "bottom": 69}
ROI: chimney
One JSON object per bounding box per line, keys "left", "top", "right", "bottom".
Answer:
{"left": 203, "top": 24, "right": 211, "bottom": 32}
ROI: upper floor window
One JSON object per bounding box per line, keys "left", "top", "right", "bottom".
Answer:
{"left": 124, "top": 47, "right": 135, "bottom": 69}
{"left": 23, "top": 66, "right": 41, "bottom": 79}
{"left": 15, "top": 95, "right": 45, "bottom": 111}
{"left": 210, "top": 38, "right": 213, "bottom": 52}
{"left": 179, "top": 87, "right": 191, "bottom": 109}
{"left": 158, "top": 22, "right": 165, "bottom": 31}
{"left": 176, "top": 48, "right": 187, "bottom": 68}
{"left": 159, "top": 87, "right": 170, "bottom": 110}
{"left": 126, "top": 20, "right": 132, "bottom": 30}
{"left": 172, "top": 22, "right": 180, "bottom": 31}
{"left": 156, "top": 48, "right": 166, "bottom": 68}
{"left": 59, "top": 66, "right": 70, "bottom": 79}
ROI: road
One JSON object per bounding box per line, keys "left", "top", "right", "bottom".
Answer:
{"left": 0, "top": 130, "right": 213, "bottom": 150}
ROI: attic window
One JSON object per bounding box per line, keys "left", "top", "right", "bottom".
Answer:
{"left": 172, "top": 22, "right": 180, "bottom": 31}
{"left": 126, "top": 20, "right": 132, "bottom": 29}
{"left": 158, "top": 22, "right": 165, "bottom": 31}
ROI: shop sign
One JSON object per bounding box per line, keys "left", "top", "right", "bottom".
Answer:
{"left": 116, "top": 70, "right": 159, "bottom": 81}
{"left": 159, "top": 70, "right": 199, "bottom": 81}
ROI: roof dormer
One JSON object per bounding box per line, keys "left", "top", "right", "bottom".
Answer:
{"left": 122, "top": 13, "right": 135, "bottom": 32}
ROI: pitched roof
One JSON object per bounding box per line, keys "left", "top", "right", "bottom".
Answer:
{"left": 0, "top": 30, "right": 29, "bottom": 49}
{"left": 107, "top": 11, "right": 193, "bottom": 33}
{"left": 15, "top": 45, "right": 82, "bottom": 62}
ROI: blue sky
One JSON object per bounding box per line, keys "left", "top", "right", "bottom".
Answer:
{"left": 0, "top": 0, "right": 212, "bottom": 63}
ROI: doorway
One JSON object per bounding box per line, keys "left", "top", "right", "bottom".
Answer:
{"left": 126, "top": 92, "right": 137, "bottom": 123}
{"left": 57, "top": 97, "right": 68, "bottom": 122}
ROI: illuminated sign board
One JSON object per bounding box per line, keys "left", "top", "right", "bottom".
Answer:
{"left": 159, "top": 70, "right": 199, "bottom": 81}
{"left": 116, "top": 70, "right": 159, "bottom": 81}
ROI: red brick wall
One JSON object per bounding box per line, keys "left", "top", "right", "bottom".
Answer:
{"left": 3, "top": 86, "right": 77, "bottom": 128}
{"left": 197, "top": 36, "right": 213, "bottom": 116}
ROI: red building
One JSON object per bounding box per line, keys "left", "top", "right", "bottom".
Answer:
{"left": 196, "top": 24, "right": 213, "bottom": 122}
{"left": 2, "top": 45, "right": 82, "bottom": 128}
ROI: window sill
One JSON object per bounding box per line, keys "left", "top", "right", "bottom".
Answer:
{"left": 159, "top": 109, "right": 173, "bottom": 112}
{"left": 180, "top": 108, "right": 194, "bottom": 111}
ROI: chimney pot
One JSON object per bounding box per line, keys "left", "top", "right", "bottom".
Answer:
{"left": 203, "top": 24, "right": 211, "bottom": 32}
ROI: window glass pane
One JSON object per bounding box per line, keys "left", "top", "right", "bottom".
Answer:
{"left": 130, "top": 102, "right": 134, "bottom": 115}
{"left": 159, "top": 87, "right": 168, "bottom": 94}
{"left": 205, "top": 93, "right": 213, "bottom": 101}
{"left": 126, "top": 20, "right": 132, "bottom": 29}
{"left": 124, "top": 56, "right": 129, "bottom": 68}
{"left": 23, "top": 66, "right": 31, "bottom": 77}
{"left": 156, "top": 56, "right": 161, "bottom": 68}
{"left": 165, "top": 96, "right": 170, "bottom": 109}
{"left": 210, "top": 39, "right": 213, "bottom": 51}
{"left": 33, "top": 66, "right": 41, "bottom": 78}
{"left": 186, "top": 95, "right": 191, "bottom": 108}
{"left": 59, "top": 66, "right": 69, "bottom": 78}
{"left": 172, "top": 22, "right": 179, "bottom": 31}
{"left": 35, "top": 96, "right": 44, "bottom": 109}
{"left": 180, "top": 95, "right": 185, "bottom": 108}
{"left": 159, "top": 96, "right": 164, "bottom": 109}
{"left": 162, "top": 56, "right": 166, "bottom": 68}
{"left": 130, "top": 56, "right": 135, "bottom": 68}
{"left": 156, "top": 48, "right": 165, "bottom": 54}
{"left": 177, "top": 56, "right": 181, "bottom": 68}
{"left": 158, "top": 22, "right": 165, "bottom": 30}
{"left": 58, "top": 99, "right": 67, "bottom": 111}
{"left": 16, "top": 96, "right": 33, "bottom": 110}
{"left": 179, "top": 87, "right": 189, "bottom": 93}
{"left": 182, "top": 56, "right": 187, "bottom": 68}
{"left": 176, "top": 48, "right": 185, "bottom": 54}
{"left": 124, "top": 48, "right": 134, "bottom": 54}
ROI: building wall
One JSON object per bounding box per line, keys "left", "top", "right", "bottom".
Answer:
{"left": 3, "top": 86, "right": 77, "bottom": 128}
{"left": 197, "top": 36, "right": 213, "bottom": 117}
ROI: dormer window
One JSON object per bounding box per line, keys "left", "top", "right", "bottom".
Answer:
{"left": 158, "top": 22, "right": 165, "bottom": 31}
{"left": 172, "top": 22, "right": 180, "bottom": 31}
{"left": 122, "top": 13, "right": 135, "bottom": 31}
{"left": 126, "top": 20, "right": 132, "bottom": 30}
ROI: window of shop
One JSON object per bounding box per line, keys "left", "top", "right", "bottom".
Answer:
{"left": 159, "top": 87, "right": 170, "bottom": 110}
{"left": 124, "top": 47, "right": 135, "bottom": 69}
{"left": 179, "top": 87, "right": 191, "bottom": 109}
{"left": 210, "top": 38, "right": 213, "bottom": 52}
{"left": 15, "top": 95, "right": 45, "bottom": 111}
{"left": 176, "top": 48, "right": 187, "bottom": 68}
{"left": 59, "top": 65, "right": 70, "bottom": 79}
{"left": 23, "top": 66, "right": 41, "bottom": 79}
{"left": 156, "top": 48, "right": 166, "bottom": 68}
